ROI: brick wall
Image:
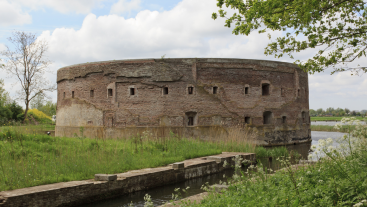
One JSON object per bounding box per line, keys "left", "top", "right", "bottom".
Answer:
{"left": 56, "top": 58, "right": 310, "bottom": 145}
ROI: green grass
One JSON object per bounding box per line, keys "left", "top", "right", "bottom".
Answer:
{"left": 255, "top": 146, "right": 293, "bottom": 158}
{"left": 311, "top": 125, "right": 356, "bottom": 133}
{"left": 311, "top": 116, "right": 364, "bottom": 121}
{"left": 0, "top": 127, "right": 255, "bottom": 191}
{"left": 187, "top": 124, "right": 367, "bottom": 207}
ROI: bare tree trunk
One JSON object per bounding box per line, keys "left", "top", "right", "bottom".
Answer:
{"left": 23, "top": 101, "right": 29, "bottom": 123}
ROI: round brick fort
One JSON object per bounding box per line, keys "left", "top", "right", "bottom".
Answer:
{"left": 56, "top": 58, "right": 311, "bottom": 145}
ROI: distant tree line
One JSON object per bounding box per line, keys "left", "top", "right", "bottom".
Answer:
{"left": 309, "top": 107, "right": 367, "bottom": 117}
{"left": 0, "top": 79, "right": 56, "bottom": 125}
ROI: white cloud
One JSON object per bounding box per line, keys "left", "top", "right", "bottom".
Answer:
{"left": 12, "top": 0, "right": 105, "bottom": 14}
{"left": 0, "top": 0, "right": 31, "bottom": 26}
{"left": 39, "top": 0, "right": 284, "bottom": 66}
{"left": 30, "top": 0, "right": 367, "bottom": 110}
{"left": 110, "top": 0, "right": 141, "bottom": 15}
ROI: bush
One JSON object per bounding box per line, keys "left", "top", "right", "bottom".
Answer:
{"left": 27, "top": 109, "right": 52, "bottom": 124}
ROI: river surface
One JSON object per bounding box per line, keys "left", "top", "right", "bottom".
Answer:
{"left": 79, "top": 131, "right": 346, "bottom": 207}
{"left": 311, "top": 121, "right": 365, "bottom": 126}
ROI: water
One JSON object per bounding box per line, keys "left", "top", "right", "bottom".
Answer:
{"left": 79, "top": 131, "right": 346, "bottom": 207}
{"left": 311, "top": 121, "right": 365, "bottom": 126}
{"left": 78, "top": 169, "right": 236, "bottom": 207}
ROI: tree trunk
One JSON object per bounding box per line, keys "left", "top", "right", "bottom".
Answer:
{"left": 23, "top": 101, "right": 29, "bottom": 123}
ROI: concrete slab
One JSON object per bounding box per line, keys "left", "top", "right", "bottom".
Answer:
{"left": 94, "top": 174, "right": 117, "bottom": 181}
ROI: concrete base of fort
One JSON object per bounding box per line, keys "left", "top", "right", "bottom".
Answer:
{"left": 56, "top": 125, "right": 311, "bottom": 146}
{"left": 0, "top": 152, "right": 255, "bottom": 207}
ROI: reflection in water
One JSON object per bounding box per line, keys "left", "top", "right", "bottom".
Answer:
{"left": 79, "top": 131, "right": 346, "bottom": 207}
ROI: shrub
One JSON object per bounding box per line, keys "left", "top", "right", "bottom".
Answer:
{"left": 27, "top": 109, "right": 52, "bottom": 124}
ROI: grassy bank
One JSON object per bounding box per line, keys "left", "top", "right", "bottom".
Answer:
{"left": 0, "top": 124, "right": 55, "bottom": 133}
{"left": 0, "top": 126, "right": 258, "bottom": 191}
{"left": 187, "top": 119, "right": 367, "bottom": 207}
{"left": 311, "top": 116, "right": 364, "bottom": 121}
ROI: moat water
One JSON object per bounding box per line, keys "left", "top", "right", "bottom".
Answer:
{"left": 79, "top": 130, "right": 346, "bottom": 207}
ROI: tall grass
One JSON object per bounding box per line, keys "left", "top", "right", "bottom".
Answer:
{"left": 0, "top": 125, "right": 256, "bottom": 191}
{"left": 189, "top": 118, "right": 367, "bottom": 207}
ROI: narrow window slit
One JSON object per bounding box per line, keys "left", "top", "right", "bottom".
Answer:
{"left": 213, "top": 86, "right": 218, "bottom": 94}
{"left": 163, "top": 87, "right": 168, "bottom": 95}
{"left": 282, "top": 116, "right": 287, "bottom": 124}
{"left": 90, "top": 90, "right": 94, "bottom": 97}
{"left": 130, "top": 88, "right": 135, "bottom": 95}
{"left": 72, "top": 91, "right": 74, "bottom": 98}
{"left": 108, "top": 89, "right": 113, "bottom": 97}
{"left": 188, "top": 87, "right": 193, "bottom": 94}
{"left": 245, "top": 87, "right": 249, "bottom": 94}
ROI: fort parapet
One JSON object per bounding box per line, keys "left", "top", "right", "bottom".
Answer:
{"left": 56, "top": 58, "right": 310, "bottom": 145}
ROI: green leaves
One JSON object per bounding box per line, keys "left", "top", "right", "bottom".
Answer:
{"left": 212, "top": 0, "right": 367, "bottom": 74}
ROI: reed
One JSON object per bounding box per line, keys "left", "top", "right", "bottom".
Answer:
{"left": 0, "top": 125, "right": 256, "bottom": 191}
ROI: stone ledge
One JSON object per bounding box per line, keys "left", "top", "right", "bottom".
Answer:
{"left": 0, "top": 152, "right": 255, "bottom": 207}
{"left": 94, "top": 174, "right": 117, "bottom": 181}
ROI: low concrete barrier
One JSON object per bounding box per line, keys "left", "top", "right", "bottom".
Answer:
{"left": 0, "top": 152, "right": 255, "bottom": 207}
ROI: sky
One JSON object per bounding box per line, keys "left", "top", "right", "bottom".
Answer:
{"left": 0, "top": 0, "right": 366, "bottom": 111}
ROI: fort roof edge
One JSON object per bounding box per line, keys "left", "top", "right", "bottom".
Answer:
{"left": 57, "top": 58, "right": 301, "bottom": 72}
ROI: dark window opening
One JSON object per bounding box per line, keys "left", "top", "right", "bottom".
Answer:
{"left": 185, "top": 112, "right": 197, "bottom": 126}
{"left": 130, "top": 88, "right": 135, "bottom": 95}
{"left": 108, "top": 89, "right": 113, "bottom": 97}
{"left": 245, "top": 117, "right": 251, "bottom": 124}
{"left": 163, "top": 87, "right": 168, "bottom": 95}
{"left": 245, "top": 87, "right": 249, "bottom": 94}
{"left": 188, "top": 117, "right": 194, "bottom": 126}
{"left": 63, "top": 92, "right": 65, "bottom": 99}
{"left": 263, "top": 111, "right": 272, "bottom": 124}
{"left": 281, "top": 88, "right": 284, "bottom": 96}
{"left": 262, "top": 83, "right": 270, "bottom": 95}
{"left": 298, "top": 89, "right": 300, "bottom": 97}
{"left": 90, "top": 90, "right": 94, "bottom": 97}
{"left": 72, "top": 91, "right": 74, "bottom": 98}
{"left": 282, "top": 116, "right": 287, "bottom": 124}
{"left": 188, "top": 87, "right": 194, "bottom": 94}
{"left": 213, "top": 86, "right": 218, "bottom": 94}
{"left": 302, "top": 112, "right": 306, "bottom": 123}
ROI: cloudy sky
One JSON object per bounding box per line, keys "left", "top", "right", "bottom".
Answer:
{"left": 0, "top": 0, "right": 366, "bottom": 111}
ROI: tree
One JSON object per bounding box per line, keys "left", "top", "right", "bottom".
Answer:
{"left": 30, "top": 93, "right": 45, "bottom": 110}
{"left": 40, "top": 101, "right": 56, "bottom": 116}
{"left": 0, "top": 79, "right": 13, "bottom": 123}
{"left": 212, "top": 0, "right": 367, "bottom": 74}
{"left": 7, "top": 101, "right": 23, "bottom": 121}
{"left": 0, "top": 79, "right": 10, "bottom": 107}
{"left": 1, "top": 31, "right": 55, "bottom": 123}
{"left": 345, "top": 108, "right": 351, "bottom": 115}
{"left": 309, "top": 109, "right": 317, "bottom": 117}
{"left": 316, "top": 108, "right": 324, "bottom": 115}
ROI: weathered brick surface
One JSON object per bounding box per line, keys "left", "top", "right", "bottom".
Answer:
{"left": 55, "top": 58, "right": 310, "bottom": 145}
